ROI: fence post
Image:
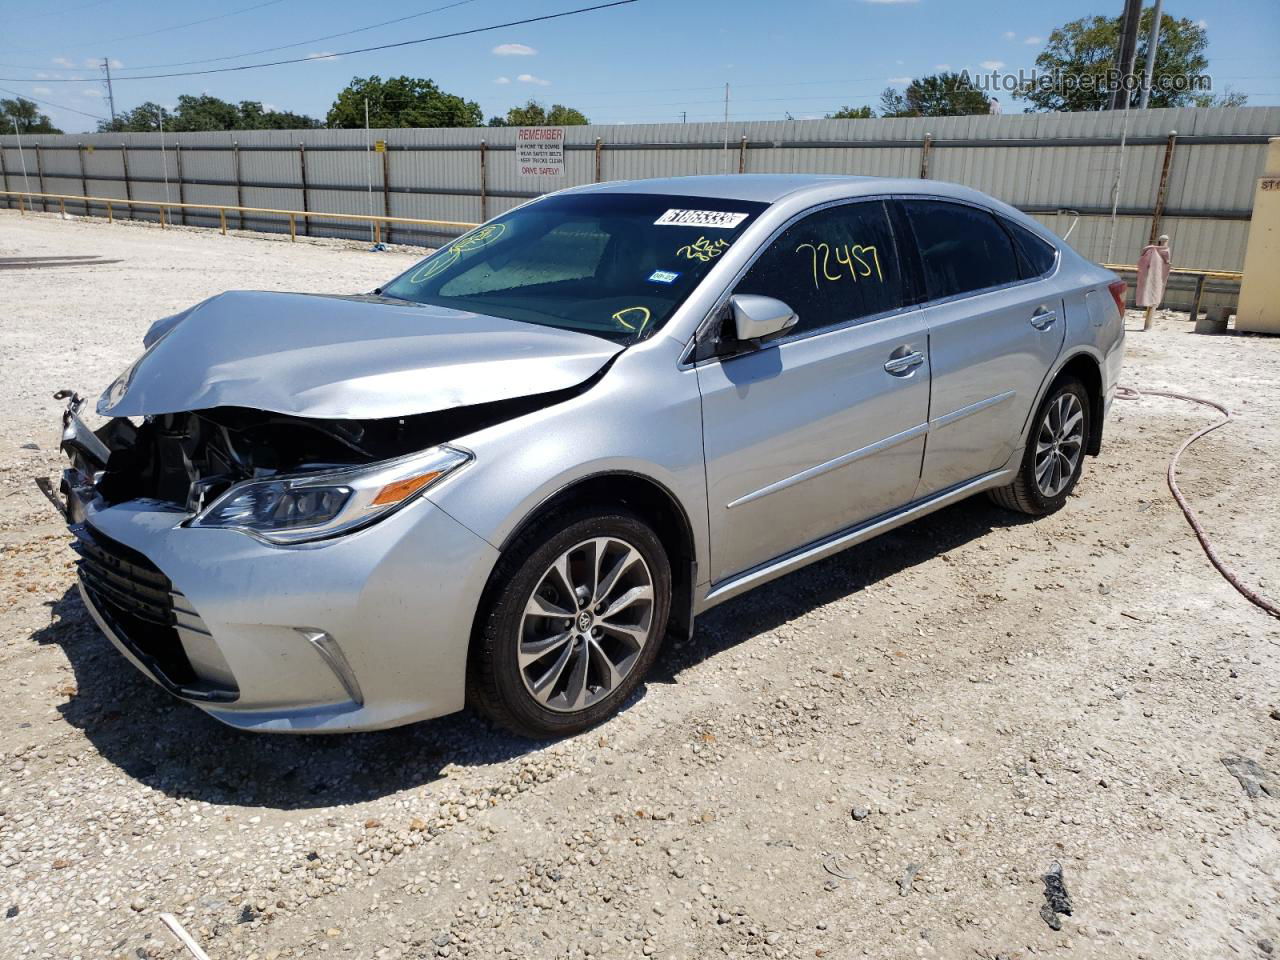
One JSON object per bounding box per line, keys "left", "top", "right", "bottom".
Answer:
{"left": 175, "top": 143, "right": 187, "bottom": 225}
{"left": 298, "top": 143, "right": 309, "bottom": 237}
{"left": 77, "top": 143, "right": 89, "bottom": 215}
{"left": 1148, "top": 129, "right": 1177, "bottom": 245}
{"left": 594, "top": 137, "right": 603, "bottom": 182}
{"left": 35, "top": 143, "right": 48, "bottom": 211}
{"left": 121, "top": 143, "right": 134, "bottom": 220}
{"left": 0, "top": 144, "right": 9, "bottom": 210}
{"left": 232, "top": 140, "right": 244, "bottom": 231}
{"left": 919, "top": 132, "right": 933, "bottom": 179}
{"left": 479, "top": 140, "right": 488, "bottom": 223}
{"left": 381, "top": 144, "right": 392, "bottom": 244}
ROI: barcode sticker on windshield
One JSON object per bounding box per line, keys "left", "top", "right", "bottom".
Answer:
{"left": 654, "top": 209, "right": 749, "bottom": 229}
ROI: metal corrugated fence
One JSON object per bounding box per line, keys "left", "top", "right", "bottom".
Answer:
{"left": 3, "top": 106, "right": 1276, "bottom": 308}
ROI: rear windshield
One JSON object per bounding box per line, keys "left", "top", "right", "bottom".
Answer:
{"left": 379, "top": 193, "right": 768, "bottom": 343}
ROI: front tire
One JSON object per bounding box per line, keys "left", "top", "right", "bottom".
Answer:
{"left": 989, "top": 377, "right": 1091, "bottom": 516}
{"left": 469, "top": 507, "right": 671, "bottom": 738}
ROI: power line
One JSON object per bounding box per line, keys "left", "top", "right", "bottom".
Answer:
{"left": 0, "top": 1, "right": 639, "bottom": 83}
{"left": 0, "top": 84, "right": 107, "bottom": 121}
{"left": 115, "top": 0, "right": 483, "bottom": 72}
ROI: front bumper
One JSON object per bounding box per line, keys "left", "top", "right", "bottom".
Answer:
{"left": 61, "top": 478, "right": 499, "bottom": 733}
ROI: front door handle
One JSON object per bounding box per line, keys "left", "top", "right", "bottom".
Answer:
{"left": 884, "top": 351, "right": 925, "bottom": 375}
{"left": 1030, "top": 308, "right": 1058, "bottom": 331}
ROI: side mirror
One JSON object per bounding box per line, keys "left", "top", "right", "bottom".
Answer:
{"left": 729, "top": 295, "right": 798, "bottom": 344}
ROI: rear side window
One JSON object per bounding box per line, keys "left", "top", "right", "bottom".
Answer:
{"left": 735, "top": 200, "right": 906, "bottom": 336}
{"left": 1003, "top": 217, "right": 1058, "bottom": 278}
{"left": 901, "top": 199, "right": 1020, "bottom": 300}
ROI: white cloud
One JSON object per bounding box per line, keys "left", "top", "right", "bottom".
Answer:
{"left": 1197, "top": 18, "right": 1208, "bottom": 28}
{"left": 517, "top": 73, "right": 550, "bottom": 86}
{"left": 934, "top": 63, "right": 952, "bottom": 71}
{"left": 263, "top": 103, "right": 279, "bottom": 112}
{"left": 51, "top": 56, "right": 75, "bottom": 68}
{"left": 980, "top": 60, "right": 1005, "bottom": 70}
{"left": 35, "top": 72, "right": 49, "bottom": 79}
{"left": 82, "top": 57, "right": 122, "bottom": 69}
{"left": 492, "top": 42, "right": 536, "bottom": 56}
{"left": 1003, "top": 30, "right": 1016, "bottom": 40}
{"left": 887, "top": 76, "right": 913, "bottom": 85}
{"left": 306, "top": 51, "right": 340, "bottom": 60}
{"left": 32, "top": 86, "right": 52, "bottom": 95}
{"left": 494, "top": 76, "right": 511, "bottom": 84}
{"left": 78, "top": 88, "right": 103, "bottom": 97}
{"left": 1024, "top": 35, "right": 1042, "bottom": 45}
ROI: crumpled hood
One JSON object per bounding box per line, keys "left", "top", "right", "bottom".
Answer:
{"left": 99, "top": 291, "right": 623, "bottom": 420}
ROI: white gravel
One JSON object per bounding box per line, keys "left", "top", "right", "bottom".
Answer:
{"left": 1, "top": 210, "right": 1278, "bottom": 960}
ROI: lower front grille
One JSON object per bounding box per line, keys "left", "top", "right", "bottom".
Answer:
{"left": 72, "top": 524, "right": 237, "bottom": 702}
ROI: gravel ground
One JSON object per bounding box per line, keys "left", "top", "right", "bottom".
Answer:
{"left": 1, "top": 210, "right": 1278, "bottom": 960}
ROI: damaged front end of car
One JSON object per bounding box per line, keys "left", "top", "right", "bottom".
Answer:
{"left": 39, "top": 291, "right": 623, "bottom": 728}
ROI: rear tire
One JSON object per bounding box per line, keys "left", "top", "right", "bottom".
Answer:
{"left": 469, "top": 507, "right": 671, "bottom": 739}
{"left": 989, "top": 377, "right": 1091, "bottom": 516}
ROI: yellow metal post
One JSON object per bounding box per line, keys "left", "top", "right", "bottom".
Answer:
{"left": 58, "top": 197, "right": 65, "bottom": 217}
{"left": 159, "top": 206, "right": 166, "bottom": 229}
{"left": 289, "top": 213, "right": 296, "bottom": 241}
{"left": 106, "top": 201, "right": 112, "bottom": 223}
{"left": 219, "top": 208, "right": 227, "bottom": 235}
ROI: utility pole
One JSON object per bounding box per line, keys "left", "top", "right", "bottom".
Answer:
{"left": 680, "top": 110, "right": 686, "bottom": 123}
{"left": 100, "top": 57, "right": 117, "bottom": 127}
{"left": 721, "top": 83, "right": 730, "bottom": 173}
{"left": 1110, "top": 0, "right": 1142, "bottom": 109}
{"left": 1139, "top": 0, "right": 1164, "bottom": 109}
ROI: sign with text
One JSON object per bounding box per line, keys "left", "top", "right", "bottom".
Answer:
{"left": 516, "top": 126, "right": 565, "bottom": 177}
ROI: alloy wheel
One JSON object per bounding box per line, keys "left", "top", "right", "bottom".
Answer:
{"left": 1034, "top": 392, "right": 1085, "bottom": 498}
{"left": 518, "top": 537, "right": 654, "bottom": 713}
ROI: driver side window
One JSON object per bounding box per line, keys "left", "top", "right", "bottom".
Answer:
{"left": 735, "top": 200, "right": 905, "bottom": 336}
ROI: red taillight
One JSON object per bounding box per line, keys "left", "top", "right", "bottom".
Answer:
{"left": 1108, "top": 279, "right": 1128, "bottom": 317}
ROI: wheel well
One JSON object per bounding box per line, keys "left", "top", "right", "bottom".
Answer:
{"left": 1054, "top": 353, "right": 1104, "bottom": 456}
{"left": 494, "top": 473, "right": 697, "bottom": 637}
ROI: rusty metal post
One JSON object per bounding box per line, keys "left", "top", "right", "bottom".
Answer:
{"left": 120, "top": 143, "right": 134, "bottom": 220}
{"left": 219, "top": 208, "right": 226, "bottom": 235}
{"left": 1189, "top": 273, "right": 1207, "bottom": 323}
{"left": 159, "top": 205, "right": 166, "bottom": 229}
{"left": 175, "top": 143, "right": 187, "bottom": 225}
{"left": 106, "top": 200, "right": 112, "bottom": 223}
{"left": 288, "top": 213, "right": 296, "bottom": 241}
{"left": 594, "top": 137, "right": 603, "bottom": 182}
{"left": 738, "top": 135, "right": 748, "bottom": 174}
{"left": 34, "top": 143, "right": 48, "bottom": 211}
{"left": 479, "top": 140, "right": 488, "bottom": 222}
{"left": 1148, "top": 130, "right": 1177, "bottom": 245}
{"left": 297, "top": 143, "right": 309, "bottom": 237}
{"left": 919, "top": 133, "right": 933, "bottom": 179}
{"left": 77, "top": 143, "right": 89, "bottom": 215}
{"left": 232, "top": 140, "right": 244, "bottom": 231}
{"left": 381, "top": 144, "right": 392, "bottom": 244}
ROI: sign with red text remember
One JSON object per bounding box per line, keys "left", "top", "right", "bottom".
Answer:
{"left": 516, "top": 127, "right": 565, "bottom": 177}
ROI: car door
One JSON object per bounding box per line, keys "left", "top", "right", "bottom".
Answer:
{"left": 899, "top": 199, "right": 1067, "bottom": 497}
{"left": 695, "top": 199, "right": 931, "bottom": 585}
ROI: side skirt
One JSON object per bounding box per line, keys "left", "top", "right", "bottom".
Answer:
{"left": 695, "top": 468, "right": 1014, "bottom": 613}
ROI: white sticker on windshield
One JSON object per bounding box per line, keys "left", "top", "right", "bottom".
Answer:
{"left": 654, "top": 209, "right": 749, "bottom": 229}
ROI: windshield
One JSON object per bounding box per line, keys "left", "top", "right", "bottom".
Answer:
{"left": 379, "top": 192, "right": 768, "bottom": 343}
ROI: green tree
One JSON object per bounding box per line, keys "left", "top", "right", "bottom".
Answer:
{"left": 327, "top": 75, "right": 481, "bottom": 128}
{"left": 99, "top": 96, "right": 320, "bottom": 132}
{"left": 0, "top": 96, "right": 62, "bottom": 134}
{"left": 877, "top": 87, "right": 912, "bottom": 118}
{"left": 1017, "top": 9, "right": 1227, "bottom": 111}
{"left": 877, "top": 73, "right": 991, "bottom": 118}
{"left": 826, "top": 105, "right": 874, "bottom": 119}
{"left": 488, "top": 99, "right": 590, "bottom": 126}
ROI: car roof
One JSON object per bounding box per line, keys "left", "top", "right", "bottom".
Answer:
{"left": 559, "top": 174, "right": 984, "bottom": 205}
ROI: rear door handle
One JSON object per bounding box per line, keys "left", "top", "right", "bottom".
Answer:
{"left": 884, "top": 351, "right": 925, "bottom": 375}
{"left": 1030, "top": 308, "right": 1058, "bottom": 331}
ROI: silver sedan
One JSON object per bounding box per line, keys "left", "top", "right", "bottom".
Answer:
{"left": 51, "top": 174, "right": 1125, "bottom": 736}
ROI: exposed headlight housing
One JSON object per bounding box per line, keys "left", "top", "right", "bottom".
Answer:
{"left": 189, "top": 445, "right": 471, "bottom": 544}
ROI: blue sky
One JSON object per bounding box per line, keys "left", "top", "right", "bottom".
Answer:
{"left": 1, "top": 0, "right": 1276, "bottom": 132}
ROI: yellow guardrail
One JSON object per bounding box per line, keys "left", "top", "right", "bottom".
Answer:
{"left": 1, "top": 189, "right": 479, "bottom": 244}
{"left": 1103, "top": 262, "right": 1243, "bottom": 281}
